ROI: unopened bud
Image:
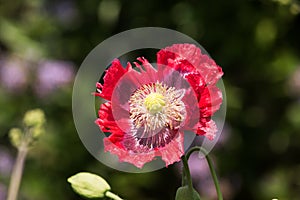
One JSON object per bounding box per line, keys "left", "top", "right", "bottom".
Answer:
{"left": 9, "top": 128, "right": 23, "bottom": 148}
{"left": 23, "top": 109, "right": 46, "bottom": 127}
{"left": 31, "top": 126, "right": 45, "bottom": 138}
{"left": 67, "top": 172, "right": 111, "bottom": 198}
{"left": 175, "top": 186, "right": 201, "bottom": 200}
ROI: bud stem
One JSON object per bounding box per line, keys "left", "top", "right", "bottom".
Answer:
{"left": 186, "top": 146, "right": 223, "bottom": 200}
{"left": 181, "top": 155, "right": 196, "bottom": 197}
{"left": 7, "top": 144, "right": 28, "bottom": 200}
{"left": 105, "top": 191, "right": 124, "bottom": 200}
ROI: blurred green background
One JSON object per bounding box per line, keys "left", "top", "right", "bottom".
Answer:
{"left": 0, "top": 0, "right": 300, "bottom": 199}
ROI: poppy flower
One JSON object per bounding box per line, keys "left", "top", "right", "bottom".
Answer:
{"left": 95, "top": 44, "right": 223, "bottom": 168}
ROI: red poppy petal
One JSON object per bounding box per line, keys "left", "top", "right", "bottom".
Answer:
{"left": 156, "top": 132, "right": 184, "bottom": 167}
{"left": 199, "top": 86, "right": 223, "bottom": 117}
{"left": 185, "top": 72, "right": 206, "bottom": 100}
{"left": 106, "top": 130, "right": 125, "bottom": 149}
{"left": 136, "top": 57, "right": 158, "bottom": 82}
{"left": 97, "top": 59, "right": 127, "bottom": 100}
{"left": 104, "top": 132, "right": 184, "bottom": 168}
{"left": 96, "top": 102, "right": 126, "bottom": 148}
{"left": 95, "top": 102, "right": 119, "bottom": 132}
{"left": 157, "top": 43, "right": 223, "bottom": 85}
{"left": 195, "top": 118, "right": 218, "bottom": 140}
{"left": 197, "top": 56, "right": 223, "bottom": 85}
{"left": 103, "top": 120, "right": 185, "bottom": 168}
{"left": 157, "top": 44, "right": 200, "bottom": 69}
{"left": 104, "top": 137, "right": 156, "bottom": 168}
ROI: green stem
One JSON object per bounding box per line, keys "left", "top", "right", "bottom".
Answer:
{"left": 206, "top": 152, "right": 223, "bottom": 200}
{"left": 186, "top": 147, "right": 223, "bottom": 200}
{"left": 181, "top": 155, "right": 194, "bottom": 195}
{"left": 181, "top": 166, "right": 186, "bottom": 186}
{"left": 7, "top": 145, "right": 28, "bottom": 200}
{"left": 105, "top": 191, "right": 124, "bottom": 200}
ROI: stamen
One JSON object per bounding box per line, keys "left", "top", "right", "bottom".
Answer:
{"left": 128, "top": 82, "right": 186, "bottom": 149}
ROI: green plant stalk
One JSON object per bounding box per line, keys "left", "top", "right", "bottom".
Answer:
{"left": 181, "top": 155, "right": 194, "bottom": 195}
{"left": 7, "top": 145, "right": 28, "bottom": 200}
{"left": 181, "top": 166, "right": 186, "bottom": 186}
{"left": 206, "top": 152, "right": 223, "bottom": 200}
{"left": 105, "top": 191, "right": 124, "bottom": 200}
{"left": 186, "top": 147, "right": 223, "bottom": 200}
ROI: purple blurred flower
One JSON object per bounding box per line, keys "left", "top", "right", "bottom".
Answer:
{"left": 177, "top": 152, "right": 236, "bottom": 199}
{"left": 35, "top": 60, "right": 75, "bottom": 97}
{"left": 0, "top": 183, "right": 6, "bottom": 200}
{"left": 189, "top": 153, "right": 213, "bottom": 195}
{"left": 188, "top": 154, "right": 220, "bottom": 198}
{"left": 47, "top": 0, "right": 79, "bottom": 27}
{"left": 188, "top": 153, "right": 211, "bottom": 180}
{"left": 176, "top": 153, "right": 214, "bottom": 197}
{"left": 0, "top": 58, "right": 28, "bottom": 92}
{"left": 0, "top": 147, "right": 13, "bottom": 178}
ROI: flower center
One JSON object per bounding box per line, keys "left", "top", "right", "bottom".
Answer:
{"left": 144, "top": 93, "right": 165, "bottom": 114}
{"left": 128, "top": 82, "right": 186, "bottom": 149}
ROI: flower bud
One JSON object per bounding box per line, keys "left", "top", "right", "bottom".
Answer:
{"left": 31, "top": 126, "right": 45, "bottom": 139}
{"left": 9, "top": 128, "right": 23, "bottom": 148}
{"left": 175, "top": 186, "right": 201, "bottom": 200}
{"left": 67, "top": 172, "right": 111, "bottom": 198}
{"left": 23, "top": 109, "right": 46, "bottom": 127}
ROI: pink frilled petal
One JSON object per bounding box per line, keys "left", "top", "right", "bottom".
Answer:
{"left": 182, "top": 72, "right": 223, "bottom": 118}
{"left": 104, "top": 137, "right": 156, "bottom": 168}
{"left": 195, "top": 118, "right": 218, "bottom": 140}
{"left": 199, "top": 85, "right": 223, "bottom": 117}
{"left": 157, "top": 43, "right": 223, "bottom": 141}
{"left": 136, "top": 57, "right": 157, "bottom": 80}
{"left": 95, "top": 101, "right": 130, "bottom": 146}
{"left": 95, "top": 102, "right": 119, "bottom": 132}
{"left": 94, "top": 59, "right": 131, "bottom": 100}
{"left": 103, "top": 132, "right": 184, "bottom": 168}
{"left": 108, "top": 57, "right": 158, "bottom": 97}
{"left": 156, "top": 132, "right": 184, "bottom": 166}
{"left": 184, "top": 72, "right": 206, "bottom": 100}
{"left": 157, "top": 43, "right": 223, "bottom": 85}
{"left": 197, "top": 55, "right": 223, "bottom": 85}
{"left": 132, "top": 57, "right": 159, "bottom": 85}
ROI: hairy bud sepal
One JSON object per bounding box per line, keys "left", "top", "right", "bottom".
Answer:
{"left": 175, "top": 186, "right": 201, "bottom": 200}
{"left": 9, "top": 128, "right": 23, "bottom": 148}
{"left": 67, "top": 172, "right": 111, "bottom": 198}
{"left": 23, "top": 109, "right": 46, "bottom": 128}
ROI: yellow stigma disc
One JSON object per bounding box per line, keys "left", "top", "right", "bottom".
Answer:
{"left": 144, "top": 93, "right": 165, "bottom": 114}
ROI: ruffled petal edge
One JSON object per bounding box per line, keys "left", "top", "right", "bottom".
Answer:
{"left": 194, "top": 118, "right": 218, "bottom": 140}
{"left": 157, "top": 43, "right": 223, "bottom": 86}
{"left": 94, "top": 59, "right": 131, "bottom": 100}
{"left": 103, "top": 132, "right": 184, "bottom": 168}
